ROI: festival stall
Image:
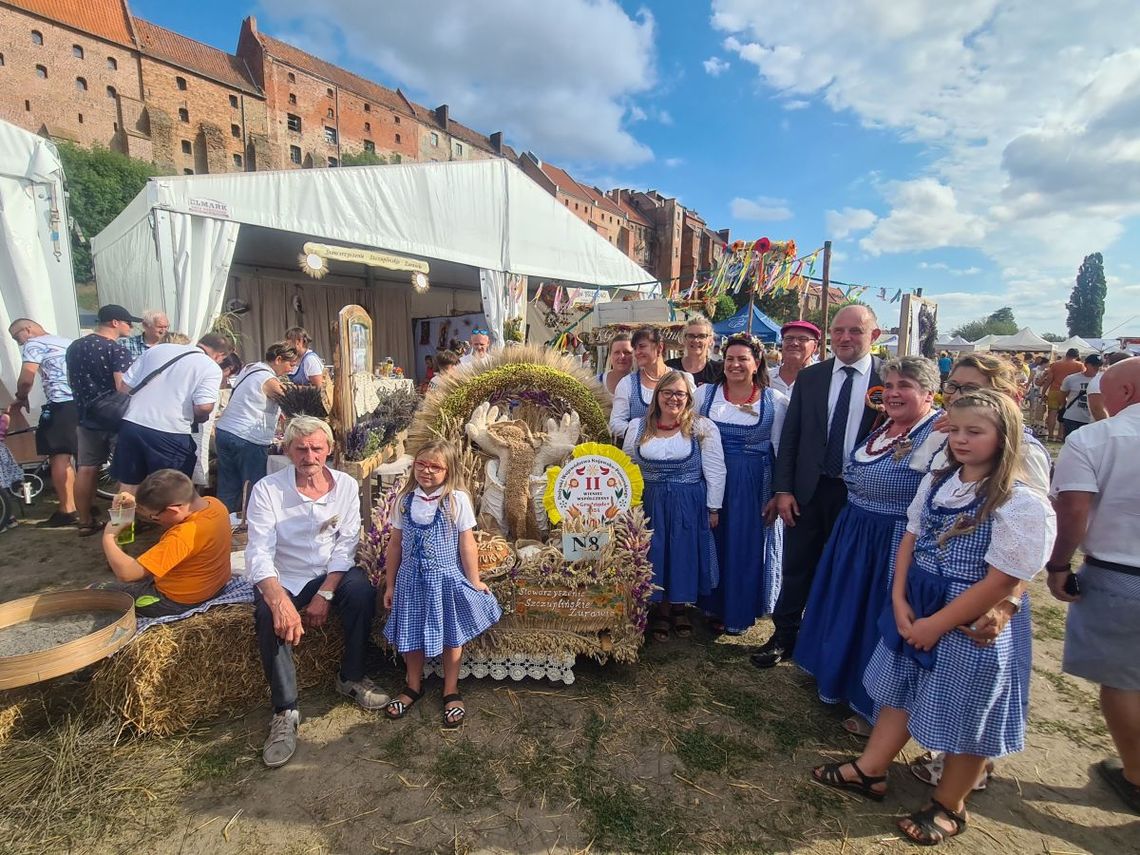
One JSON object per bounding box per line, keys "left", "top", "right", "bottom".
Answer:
{"left": 1054, "top": 335, "right": 1096, "bottom": 355}
{"left": 990, "top": 327, "right": 1055, "bottom": 353}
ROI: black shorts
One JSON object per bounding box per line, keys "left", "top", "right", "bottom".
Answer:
{"left": 36, "top": 400, "right": 79, "bottom": 456}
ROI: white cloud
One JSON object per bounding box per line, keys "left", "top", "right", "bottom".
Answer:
{"left": 656, "top": 109, "right": 674, "bottom": 126}
{"left": 919, "top": 262, "right": 981, "bottom": 276}
{"left": 703, "top": 56, "right": 730, "bottom": 76}
{"left": 731, "top": 196, "right": 793, "bottom": 221}
{"left": 783, "top": 99, "right": 810, "bottom": 111}
{"left": 712, "top": 0, "right": 1140, "bottom": 327}
{"left": 663, "top": 157, "right": 685, "bottom": 168}
{"left": 262, "top": 0, "right": 657, "bottom": 165}
{"left": 825, "top": 206, "right": 877, "bottom": 239}
{"left": 628, "top": 105, "right": 648, "bottom": 123}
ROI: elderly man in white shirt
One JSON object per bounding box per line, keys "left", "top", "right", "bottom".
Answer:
{"left": 1047, "top": 357, "right": 1140, "bottom": 814}
{"left": 245, "top": 416, "right": 388, "bottom": 768}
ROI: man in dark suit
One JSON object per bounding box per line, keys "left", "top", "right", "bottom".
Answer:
{"left": 753, "top": 305, "right": 882, "bottom": 668}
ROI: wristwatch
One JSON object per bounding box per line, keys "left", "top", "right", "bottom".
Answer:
{"left": 1045, "top": 560, "right": 1072, "bottom": 575}
{"left": 315, "top": 589, "right": 334, "bottom": 602}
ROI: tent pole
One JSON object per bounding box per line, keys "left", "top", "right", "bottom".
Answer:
{"left": 821, "top": 240, "right": 832, "bottom": 348}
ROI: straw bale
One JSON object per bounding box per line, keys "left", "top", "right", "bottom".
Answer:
{"left": 89, "top": 605, "right": 344, "bottom": 736}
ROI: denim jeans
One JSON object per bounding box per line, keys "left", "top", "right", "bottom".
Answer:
{"left": 215, "top": 428, "right": 269, "bottom": 514}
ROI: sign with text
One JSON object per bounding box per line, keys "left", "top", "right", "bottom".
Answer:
{"left": 561, "top": 528, "right": 610, "bottom": 561}
{"left": 549, "top": 454, "right": 633, "bottom": 525}
{"left": 512, "top": 582, "right": 625, "bottom": 630}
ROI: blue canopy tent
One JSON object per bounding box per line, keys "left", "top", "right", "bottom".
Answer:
{"left": 713, "top": 305, "right": 782, "bottom": 342}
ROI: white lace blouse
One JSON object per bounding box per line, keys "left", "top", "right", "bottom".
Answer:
{"left": 905, "top": 471, "right": 1056, "bottom": 581}
{"left": 699, "top": 385, "right": 789, "bottom": 455}
{"left": 621, "top": 416, "right": 726, "bottom": 510}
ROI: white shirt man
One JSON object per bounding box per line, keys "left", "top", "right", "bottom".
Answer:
{"left": 827, "top": 351, "right": 875, "bottom": 461}
{"left": 459, "top": 330, "right": 491, "bottom": 365}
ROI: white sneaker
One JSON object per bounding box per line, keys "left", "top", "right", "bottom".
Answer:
{"left": 262, "top": 708, "right": 299, "bottom": 768}
{"left": 335, "top": 674, "right": 390, "bottom": 711}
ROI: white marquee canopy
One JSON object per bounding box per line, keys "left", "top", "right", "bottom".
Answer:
{"left": 91, "top": 159, "right": 656, "bottom": 350}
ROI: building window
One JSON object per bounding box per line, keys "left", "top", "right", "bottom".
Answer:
{"left": 106, "top": 85, "right": 116, "bottom": 99}
{"left": 183, "top": 168, "right": 193, "bottom": 175}
{"left": 233, "top": 153, "right": 242, "bottom": 167}
{"left": 324, "top": 126, "right": 337, "bottom": 144}
{"left": 25, "top": 100, "right": 30, "bottom": 111}
{"left": 178, "top": 107, "right": 189, "bottom": 123}
{"left": 394, "top": 116, "right": 400, "bottom": 124}
{"left": 107, "top": 56, "right": 117, "bottom": 70}
{"left": 287, "top": 71, "right": 296, "bottom": 83}
{"left": 364, "top": 121, "right": 371, "bottom": 132}
{"left": 326, "top": 87, "right": 333, "bottom": 97}
{"left": 72, "top": 45, "right": 85, "bottom": 59}
{"left": 77, "top": 113, "right": 83, "bottom": 124}
{"left": 394, "top": 133, "right": 401, "bottom": 144}
{"left": 229, "top": 94, "right": 238, "bottom": 108}
{"left": 364, "top": 103, "right": 371, "bottom": 113}
{"left": 328, "top": 157, "right": 338, "bottom": 167}
{"left": 327, "top": 108, "right": 334, "bottom": 119}
{"left": 430, "top": 132, "right": 439, "bottom": 146}
{"left": 181, "top": 140, "right": 192, "bottom": 154}
{"left": 363, "top": 140, "right": 375, "bottom": 153}
{"left": 75, "top": 77, "right": 87, "bottom": 92}
{"left": 113, "top": 122, "right": 118, "bottom": 131}
{"left": 231, "top": 123, "right": 241, "bottom": 138}
{"left": 176, "top": 76, "right": 187, "bottom": 90}
{"left": 564, "top": 199, "right": 568, "bottom": 206}
{"left": 0, "top": 54, "right": 4, "bottom": 66}
{"left": 287, "top": 113, "right": 301, "bottom": 132}
{"left": 288, "top": 93, "right": 296, "bottom": 105}
{"left": 455, "top": 142, "right": 463, "bottom": 155}
{"left": 289, "top": 145, "right": 301, "bottom": 164}
{"left": 31, "top": 31, "right": 43, "bottom": 46}
{"left": 35, "top": 65, "right": 47, "bottom": 79}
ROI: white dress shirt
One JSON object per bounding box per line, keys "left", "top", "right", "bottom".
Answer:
{"left": 767, "top": 365, "right": 793, "bottom": 397}
{"left": 621, "top": 416, "right": 727, "bottom": 509}
{"left": 392, "top": 487, "right": 476, "bottom": 530}
{"left": 245, "top": 465, "right": 362, "bottom": 594}
{"left": 827, "top": 353, "right": 874, "bottom": 461}
{"left": 1050, "top": 402, "right": 1140, "bottom": 566}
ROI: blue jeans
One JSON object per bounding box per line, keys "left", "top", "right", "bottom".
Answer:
{"left": 215, "top": 428, "right": 269, "bottom": 513}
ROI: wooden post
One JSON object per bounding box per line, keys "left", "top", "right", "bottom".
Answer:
{"left": 820, "top": 240, "right": 832, "bottom": 351}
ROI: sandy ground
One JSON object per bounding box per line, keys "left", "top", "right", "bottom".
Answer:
{"left": 0, "top": 492, "right": 1137, "bottom": 854}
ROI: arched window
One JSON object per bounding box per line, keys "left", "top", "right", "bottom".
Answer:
{"left": 107, "top": 57, "right": 117, "bottom": 70}
{"left": 287, "top": 72, "right": 295, "bottom": 83}
{"left": 35, "top": 65, "right": 47, "bottom": 79}
{"left": 75, "top": 77, "right": 87, "bottom": 92}
{"left": 178, "top": 107, "right": 189, "bottom": 123}
{"left": 176, "top": 76, "right": 187, "bottom": 90}
{"left": 31, "top": 31, "right": 43, "bottom": 46}
{"left": 106, "top": 85, "right": 117, "bottom": 99}
{"left": 72, "top": 45, "right": 84, "bottom": 59}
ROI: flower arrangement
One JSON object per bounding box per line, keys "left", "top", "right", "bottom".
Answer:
{"left": 344, "top": 387, "right": 420, "bottom": 462}
{"left": 357, "top": 473, "right": 407, "bottom": 588}
{"left": 277, "top": 383, "right": 327, "bottom": 418}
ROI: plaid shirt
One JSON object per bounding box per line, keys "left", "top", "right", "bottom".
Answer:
{"left": 122, "top": 334, "right": 151, "bottom": 362}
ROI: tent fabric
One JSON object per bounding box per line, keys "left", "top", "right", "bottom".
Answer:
{"left": 713, "top": 305, "right": 782, "bottom": 342}
{"left": 92, "top": 160, "right": 654, "bottom": 342}
{"left": 1055, "top": 335, "right": 1095, "bottom": 354}
{"left": 990, "top": 327, "right": 1055, "bottom": 352}
{"left": 0, "top": 119, "right": 80, "bottom": 417}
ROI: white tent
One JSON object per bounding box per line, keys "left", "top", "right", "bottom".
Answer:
{"left": 971, "top": 334, "right": 999, "bottom": 351}
{"left": 91, "top": 160, "right": 656, "bottom": 370}
{"left": 990, "top": 327, "right": 1055, "bottom": 352}
{"left": 943, "top": 335, "right": 975, "bottom": 352}
{"left": 877, "top": 334, "right": 899, "bottom": 355}
{"left": 1055, "top": 335, "right": 1095, "bottom": 354}
{"left": 0, "top": 119, "right": 80, "bottom": 417}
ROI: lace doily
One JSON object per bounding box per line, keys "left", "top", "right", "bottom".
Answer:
{"left": 423, "top": 652, "right": 577, "bottom": 684}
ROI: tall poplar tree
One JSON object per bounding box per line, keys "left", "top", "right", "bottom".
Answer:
{"left": 1066, "top": 253, "right": 1107, "bottom": 338}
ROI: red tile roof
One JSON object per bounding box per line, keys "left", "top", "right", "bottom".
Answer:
{"left": 538, "top": 162, "right": 591, "bottom": 201}
{"left": 403, "top": 98, "right": 497, "bottom": 155}
{"left": 135, "top": 19, "right": 260, "bottom": 95}
{"left": 581, "top": 184, "right": 624, "bottom": 218}
{"left": 611, "top": 194, "right": 653, "bottom": 227}
{"left": 255, "top": 31, "right": 410, "bottom": 116}
{"left": 7, "top": 0, "right": 135, "bottom": 47}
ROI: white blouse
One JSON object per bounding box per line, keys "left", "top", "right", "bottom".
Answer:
{"left": 905, "top": 471, "right": 1056, "bottom": 581}
{"left": 621, "top": 416, "right": 726, "bottom": 509}
{"left": 392, "top": 487, "right": 476, "bottom": 531}
{"left": 609, "top": 370, "right": 695, "bottom": 438}
{"left": 852, "top": 411, "right": 938, "bottom": 464}
{"left": 698, "top": 385, "right": 789, "bottom": 456}
{"left": 910, "top": 429, "right": 1052, "bottom": 497}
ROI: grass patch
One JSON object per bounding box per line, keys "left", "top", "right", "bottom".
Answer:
{"left": 1033, "top": 602, "right": 1067, "bottom": 642}
{"left": 705, "top": 679, "right": 816, "bottom": 751}
{"left": 662, "top": 681, "right": 698, "bottom": 715}
{"left": 373, "top": 725, "right": 418, "bottom": 767}
{"left": 507, "top": 735, "right": 569, "bottom": 800}
{"left": 675, "top": 727, "right": 765, "bottom": 774}
{"left": 430, "top": 738, "right": 501, "bottom": 808}
{"left": 1031, "top": 717, "right": 1106, "bottom": 748}
{"left": 571, "top": 764, "right": 685, "bottom": 854}
{"left": 185, "top": 738, "right": 247, "bottom": 783}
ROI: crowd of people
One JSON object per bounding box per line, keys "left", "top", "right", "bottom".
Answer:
{"left": 4, "top": 304, "right": 1137, "bottom": 838}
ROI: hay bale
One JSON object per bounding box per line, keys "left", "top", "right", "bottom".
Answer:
{"left": 89, "top": 605, "right": 344, "bottom": 736}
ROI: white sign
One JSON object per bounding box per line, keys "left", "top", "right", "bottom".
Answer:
{"left": 561, "top": 529, "right": 610, "bottom": 561}
{"left": 550, "top": 454, "right": 634, "bottom": 525}
{"left": 187, "top": 197, "right": 231, "bottom": 219}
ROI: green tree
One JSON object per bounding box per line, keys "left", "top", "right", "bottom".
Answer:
{"left": 1066, "top": 252, "right": 1107, "bottom": 337}
{"left": 57, "top": 143, "right": 161, "bottom": 284}
{"left": 712, "top": 293, "right": 737, "bottom": 321}
{"left": 340, "top": 149, "right": 393, "bottom": 166}
{"left": 1041, "top": 332, "right": 1066, "bottom": 343}
{"left": 755, "top": 290, "right": 801, "bottom": 325}
{"left": 952, "top": 306, "right": 1019, "bottom": 340}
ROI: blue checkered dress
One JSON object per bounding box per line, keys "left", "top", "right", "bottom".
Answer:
{"left": 696, "top": 385, "right": 783, "bottom": 630}
{"left": 627, "top": 370, "right": 651, "bottom": 422}
{"left": 631, "top": 420, "right": 719, "bottom": 604}
{"left": 863, "top": 478, "right": 1033, "bottom": 758}
{"left": 795, "top": 415, "right": 939, "bottom": 720}
{"left": 383, "top": 494, "right": 502, "bottom": 657}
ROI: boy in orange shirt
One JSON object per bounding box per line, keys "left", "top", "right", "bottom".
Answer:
{"left": 101, "top": 469, "right": 231, "bottom": 616}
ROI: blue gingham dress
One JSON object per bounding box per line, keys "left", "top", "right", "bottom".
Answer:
{"left": 627, "top": 370, "right": 651, "bottom": 422}
{"left": 795, "top": 414, "right": 939, "bottom": 720}
{"left": 631, "top": 421, "right": 719, "bottom": 603}
{"left": 696, "top": 385, "right": 783, "bottom": 628}
{"left": 383, "top": 494, "right": 502, "bottom": 657}
{"left": 863, "top": 479, "right": 1033, "bottom": 758}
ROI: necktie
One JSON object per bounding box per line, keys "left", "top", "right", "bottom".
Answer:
{"left": 824, "top": 366, "right": 856, "bottom": 477}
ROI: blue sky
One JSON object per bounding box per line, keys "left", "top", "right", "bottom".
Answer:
{"left": 130, "top": 0, "right": 1140, "bottom": 337}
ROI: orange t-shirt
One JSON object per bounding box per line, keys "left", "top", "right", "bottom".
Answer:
{"left": 1046, "top": 360, "right": 1084, "bottom": 391}
{"left": 139, "top": 496, "right": 232, "bottom": 604}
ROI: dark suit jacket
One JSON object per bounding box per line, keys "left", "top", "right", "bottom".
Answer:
{"left": 772, "top": 356, "right": 883, "bottom": 505}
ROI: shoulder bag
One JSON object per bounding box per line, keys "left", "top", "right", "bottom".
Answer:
{"left": 85, "top": 350, "right": 203, "bottom": 432}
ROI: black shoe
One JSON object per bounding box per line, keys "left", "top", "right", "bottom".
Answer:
{"left": 44, "top": 511, "right": 78, "bottom": 527}
{"left": 750, "top": 636, "right": 793, "bottom": 669}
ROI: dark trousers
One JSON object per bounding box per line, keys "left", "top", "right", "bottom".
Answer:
{"left": 253, "top": 566, "right": 375, "bottom": 712}
{"left": 215, "top": 428, "right": 269, "bottom": 514}
{"left": 771, "top": 476, "right": 850, "bottom": 646}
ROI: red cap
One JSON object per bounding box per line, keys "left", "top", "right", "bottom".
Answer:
{"left": 780, "top": 320, "right": 821, "bottom": 339}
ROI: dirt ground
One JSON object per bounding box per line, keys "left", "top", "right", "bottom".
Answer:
{"left": 0, "top": 491, "right": 1137, "bottom": 855}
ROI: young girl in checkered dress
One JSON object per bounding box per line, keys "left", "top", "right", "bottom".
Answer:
{"left": 809, "top": 390, "right": 1055, "bottom": 846}
{"left": 383, "top": 439, "right": 502, "bottom": 728}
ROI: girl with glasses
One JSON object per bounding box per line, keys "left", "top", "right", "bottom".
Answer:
{"left": 621, "top": 371, "right": 725, "bottom": 641}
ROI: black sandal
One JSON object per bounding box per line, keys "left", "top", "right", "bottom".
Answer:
{"left": 811, "top": 759, "right": 888, "bottom": 802}
{"left": 671, "top": 607, "right": 693, "bottom": 639}
{"left": 384, "top": 685, "right": 423, "bottom": 720}
{"left": 897, "top": 799, "right": 968, "bottom": 846}
{"left": 649, "top": 617, "right": 671, "bottom": 642}
{"left": 441, "top": 693, "right": 465, "bottom": 729}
